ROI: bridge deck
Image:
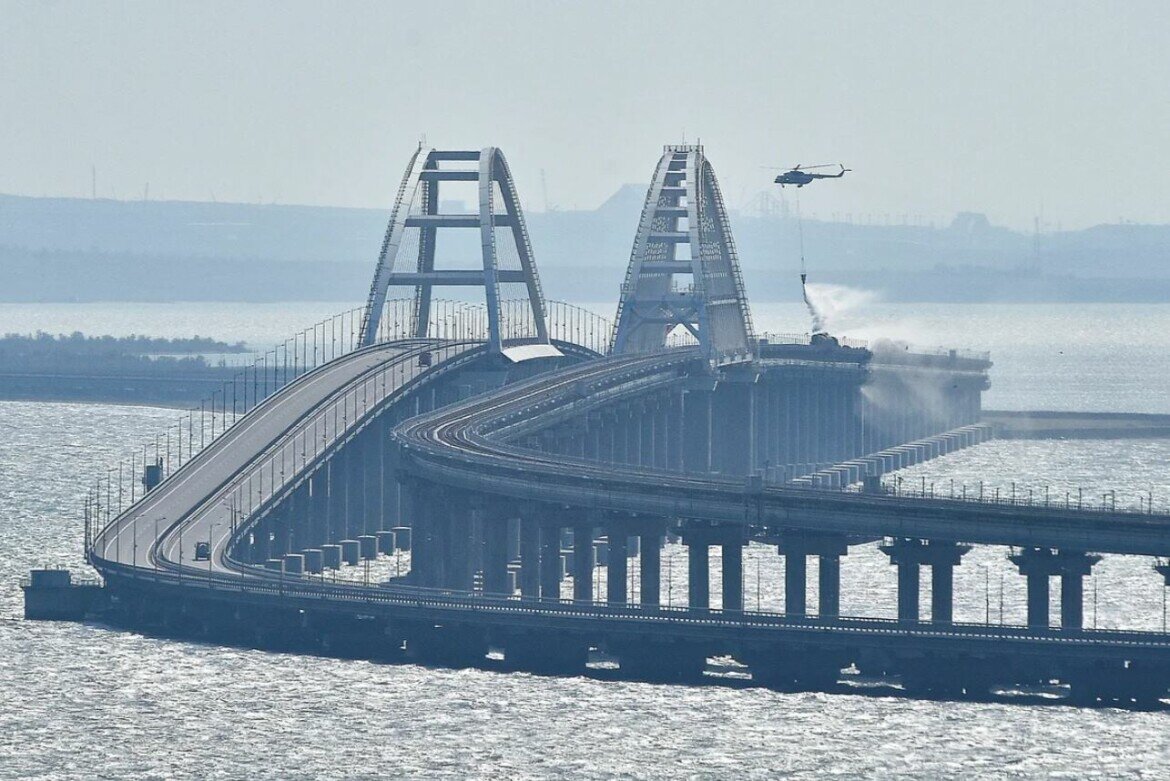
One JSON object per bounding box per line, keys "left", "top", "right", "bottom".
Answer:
{"left": 92, "top": 339, "right": 478, "bottom": 577}
{"left": 395, "top": 351, "right": 1170, "bottom": 555}
{"left": 89, "top": 342, "right": 1170, "bottom": 670}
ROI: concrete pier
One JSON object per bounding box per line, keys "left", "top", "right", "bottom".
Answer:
{"left": 881, "top": 538, "right": 971, "bottom": 624}
{"left": 572, "top": 523, "right": 594, "bottom": 601}
{"left": 783, "top": 549, "right": 807, "bottom": 616}
{"left": 483, "top": 515, "right": 510, "bottom": 595}
{"left": 640, "top": 531, "right": 661, "bottom": 607}
{"left": 340, "top": 539, "right": 360, "bottom": 566}
{"left": 721, "top": 540, "right": 745, "bottom": 612}
{"left": 519, "top": 517, "right": 540, "bottom": 597}
{"left": 687, "top": 541, "right": 710, "bottom": 609}
{"left": 391, "top": 526, "right": 411, "bottom": 551}
{"left": 539, "top": 524, "right": 560, "bottom": 599}
{"left": 321, "top": 543, "right": 342, "bottom": 570}
{"left": 1011, "top": 548, "right": 1101, "bottom": 629}
{"left": 607, "top": 527, "right": 628, "bottom": 605}
{"left": 778, "top": 532, "right": 849, "bottom": 618}
{"left": 303, "top": 548, "right": 324, "bottom": 574}
{"left": 283, "top": 553, "right": 305, "bottom": 575}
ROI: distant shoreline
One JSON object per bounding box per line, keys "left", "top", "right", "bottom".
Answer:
{"left": 4, "top": 193, "right": 1170, "bottom": 305}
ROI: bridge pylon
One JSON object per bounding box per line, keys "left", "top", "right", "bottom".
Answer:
{"left": 359, "top": 146, "right": 559, "bottom": 360}
{"left": 610, "top": 145, "right": 755, "bottom": 364}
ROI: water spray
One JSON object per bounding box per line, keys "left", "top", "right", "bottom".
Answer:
{"left": 794, "top": 189, "right": 828, "bottom": 335}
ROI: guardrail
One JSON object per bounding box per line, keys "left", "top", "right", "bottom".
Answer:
{"left": 863, "top": 476, "right": 1165, "bottom": 516}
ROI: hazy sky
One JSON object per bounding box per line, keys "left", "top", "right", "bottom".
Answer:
{"left": 2, "top": 0, "right": 1167, "bottom": 229}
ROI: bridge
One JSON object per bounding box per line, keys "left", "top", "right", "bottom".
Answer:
{"left": 59, "top": 145, "right": 1170, "bottom": 706}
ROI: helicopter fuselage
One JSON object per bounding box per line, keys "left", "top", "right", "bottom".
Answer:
{"left": 773, "top": 165, "right": 849, "bottom": 188}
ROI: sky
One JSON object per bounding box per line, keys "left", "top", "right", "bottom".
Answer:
{"left": 1, "top": 0, "right": 1167, "bottom": 230}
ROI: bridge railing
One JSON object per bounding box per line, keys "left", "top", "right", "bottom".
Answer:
{"left": 756, "top": 332, "right": 870, "bottom": 350}
{"left": 367, "top": 297, "right": 617, "bottom": 355}
{"left": 85, "top": 298, "right": 449, "bottom": 555}
{"left": 860, "top": 476, "right": 1164, "bottom": 516}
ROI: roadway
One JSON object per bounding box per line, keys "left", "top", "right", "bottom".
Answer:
{"left": 91, "top": 338, "right": 479, "bottom": 579}
{"left": 86, "top": 341, "right": 1170, "bottom": 667}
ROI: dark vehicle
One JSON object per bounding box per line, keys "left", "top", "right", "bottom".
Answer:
{"left": 418, "top": 351, "right": 432, "bottom": 367}
{"left": 774, "top": 163, "right": 850, "bottom": 188}
{"left": 194, "top": 541, "right": 211, "bottom": 561}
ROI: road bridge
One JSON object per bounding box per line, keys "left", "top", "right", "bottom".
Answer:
{"left": 58, "top": 145, "right": 1170, "bottom": 706}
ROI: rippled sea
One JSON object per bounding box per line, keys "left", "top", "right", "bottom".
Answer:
{"left": 4, "top": 302, "right": 1170, "bottom": 779}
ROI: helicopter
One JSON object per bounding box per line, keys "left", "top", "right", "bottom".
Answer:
{"left": 773, "top": 163, "right": 850, "bottom": 188}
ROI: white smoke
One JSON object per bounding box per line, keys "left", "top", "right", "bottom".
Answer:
{"left": 801, "top": 282, "right": 827, "bottom": 335}
{"left": 801, "top": 282, "right": 877, "bottom": 335}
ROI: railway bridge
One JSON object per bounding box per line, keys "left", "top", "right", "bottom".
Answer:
{"left": 66, "top": 145, "right": 1170, "bottom": 706}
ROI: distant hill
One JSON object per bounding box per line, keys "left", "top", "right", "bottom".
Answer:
{"left": 1, "top": 192, "right": 1168, "bottom": 303}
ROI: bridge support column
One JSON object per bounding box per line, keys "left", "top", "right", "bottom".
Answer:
{"left": 363, "top": 428, "right": 385, "bottom": 534}
{"left": 682, "top": 386, "right": 713, "bottom": 474}
{"left": 519, "top": 516, "right": 541, "bottom": 598}
{"left": 572, "top": 523, "right": 594, "bottom": 602}
{"left": 896, "top": 560, "right": 920, "bottom": 622}
{"left": 607, "top": 526, "right": 628, "bottom": 605}
{"left": 308, "top": 468, "right": 329, "bottom": 547}
{"left": 687, "top": 542, "right": 709, "bottom": 610}
{"left": 819, "top": 553, "right": 842, "bottom": 618}
{"left": 539, "top": 523, "right": 561, "bottom": 599}
{"left": 778, "top": 532, "right": 849, "bottom": 617}
{"left": 721, "top": 539, "right": 745, "bottom": 612}
{"left": 881, "top": 538, "right": 971, "bottom": 624}
{"left": 653, "top": 398, "right": 669, "bottom": 470}
{"left": 712, "top": 378, "right": 755, "bottom": 475}
{"left": 639, "top": 402, "right": 654, "bottom": 468}
{"left": 640, "top": 530, "right": 662, "bottom": 607}
{"left": 1010, "top": 548, "right": 1101, "bottom": 630}
{"left": 481, "top": 507, "right": 510, "bottom": 596}
{"left": 679, "top": 523, "right": 745, "bottom": 610}
{"left": 1062, "top": 573, "right": 1085, "bottom": 630}
{"left": 345, "top": 444, "right": 365, "bottom": 539}
{"left": 783, "top": 549, "right": 806, "bottom": 616}
{"left": 584, "top": 414, "right": 601, "bottom": 461}
{"left": 249, "top": 526, "right": 271, "bottom": 564}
